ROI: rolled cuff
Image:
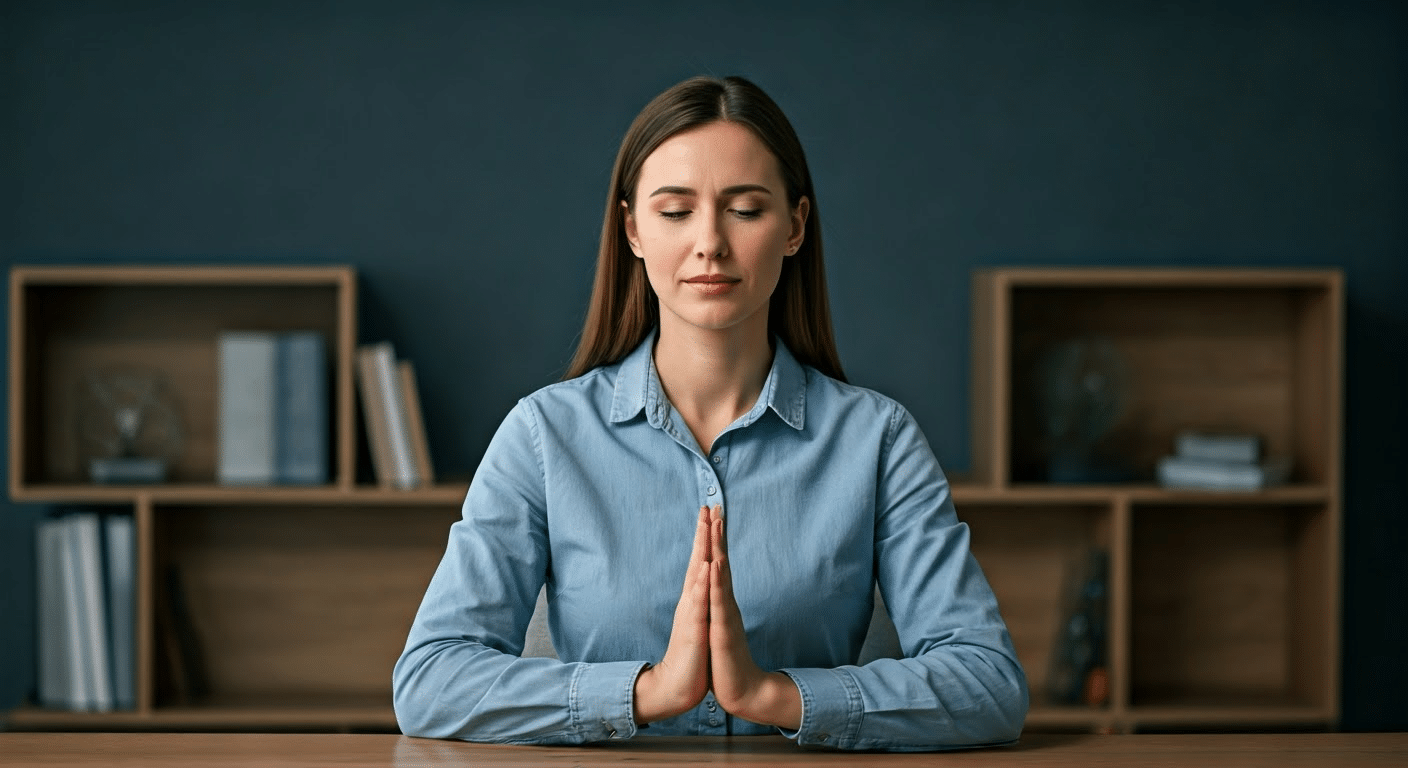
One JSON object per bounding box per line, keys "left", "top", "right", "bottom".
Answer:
{"left": 570, "top": 660, "right": 651, "bottom": 742}
{"left": 777, "top": 667, "right": 863, "bottom": 749}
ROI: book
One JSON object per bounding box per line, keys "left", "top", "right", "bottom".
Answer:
{"left": 1156, "top": 455, "right": 1291, "bottom": 491}
{"left": 1173, "top": 431, "right": 1261, "bottom": 464}
{"left": 356, "top": 345, "right": 397, "bottom": 487}
{"left": 36, "top": 517, "right": 72, "bottom": 710}
{"left": 219, "top": 330, "right": 329, "bottom": 485}
{"left": 217, "top": 332, "right": 278, "bottom": 485}
{"left": 398, "top": 360, "right": 435, "bottom": 486}
{"left": 156, "top": 564, "right": 208, "bottom": 704}
{"left": 356, "top": 342, "right": 422, "bottom": 489}
{"left": 275, "top": 331, "right": 329, "bottom": 485}
{"left": 104, "top": 514, "right": 137, "bottom": 710}
{"left": 69, "top": 513, "right": 113, "bottom": 711}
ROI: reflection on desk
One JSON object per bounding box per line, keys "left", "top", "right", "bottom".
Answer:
{"left": 1, "top": 732, "right": 1405, "bottom": 767}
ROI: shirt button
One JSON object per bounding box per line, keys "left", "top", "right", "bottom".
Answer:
{"left": 706, "top": 486, "right": 716, "bottom": 496}
{"left": 709, "top": 718, "right": 720, "bottom": 726}
{"left": 712, "top": 456, "right": 721, "bottom": 463}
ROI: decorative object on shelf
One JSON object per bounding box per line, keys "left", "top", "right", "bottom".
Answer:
{"left": 156, "top": 564, "right": 208, "bottom": 705}
{"left": 1157, "top": 430, "right": 1291, "bottom": 491}
{"left": 75, "top": 368, "right": 184, "bottom": 484}
{"left": 1033, "top": 336, "right": 1128, "bottom": 483}
{"left": 1046, "top": 549, "right": 1109, "bottom": 708}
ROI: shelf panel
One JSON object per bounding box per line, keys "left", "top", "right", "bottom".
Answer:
{"left": 12, "top": 264, "right": 355, "bottom": 287}
{"left": 1022, "top": 705, "right": 1116, "bottom": 731}
{"left": 951, "top": 483, "right": 1331, "bottom": 506}
{"left": 986, "top": 267, "right": 1342, "bottom": 290}
{"left": 10, "top": 483, "right": 468, "bottom": 505}
{"left": 6, "top": 698, "right": 397, "bottom": 731}
{"left": 1127, "top": 704, "right": 1335, "bottom": 730}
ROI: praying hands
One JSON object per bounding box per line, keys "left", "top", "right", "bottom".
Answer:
{"left": 631, "top": 505, "right": 803, "bottom": 729}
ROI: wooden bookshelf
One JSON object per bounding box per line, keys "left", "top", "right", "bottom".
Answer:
{"left": 7, "top": 265, "right": 1343, "bottom": 734}
{"left": 962, "top": 267, "right": 1342, "bottom": 733}
{"left": 7, "top": 265, "right": 464, "bottom": 732}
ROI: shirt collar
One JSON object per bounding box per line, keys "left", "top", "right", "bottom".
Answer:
{"left": 608, "top": 329, "right": 807, "bottom": 431}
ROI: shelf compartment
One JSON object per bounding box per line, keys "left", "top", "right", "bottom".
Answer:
{"left": 959, "top": 502, "right": 1113, "bottom": 712}
{"left": 971, "top": 268, "right": 1342, "bottom": 488}
{"left": 1129, "top": 503, "right": 1335, "bottom": 717}
{"left": 9, "top": 266, "right": 356, "bottom": 491}
{"left": 150, "top": 504, "right": 459, "bottom": 709}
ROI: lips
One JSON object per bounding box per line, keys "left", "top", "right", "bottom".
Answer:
{"left": 684, "top": 274, "right": 740, "bottom": 295}
{"left": 684, "top": 275, "right": 740, "bottom": 284}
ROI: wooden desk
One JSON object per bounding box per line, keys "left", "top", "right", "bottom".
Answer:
{"left": 1, "top": 732, "right": 1404, "bottom": 767}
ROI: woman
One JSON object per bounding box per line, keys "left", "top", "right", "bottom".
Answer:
{"left": 392, "top": 75, "right": 1028, "bottom": 750}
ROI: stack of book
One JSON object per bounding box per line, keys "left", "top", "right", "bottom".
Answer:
{"left": 356, "top": 341, "right": 434, "bottom": 489}
{"left": 1156, "top": 431, "right": 1291, "bottom": 491}
{"left": 35, "top": 512, "right": 135, "bottom": 712}
{"left": 217, "top": 330, "right": 329, "bottom": 485}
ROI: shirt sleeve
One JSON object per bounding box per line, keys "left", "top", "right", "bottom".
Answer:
{"left": 779, "top": 403, "right": 1030, "bottom": 751}
{"left": 392, "top": 399, "right": 648, "bottom": 744}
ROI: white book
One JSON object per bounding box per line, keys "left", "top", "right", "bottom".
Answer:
{"left": 1174, "top": 431, "right": 1261, "bottom": 464}
{"left": 398, "top": 361, "right": 435, "bottom": 486}
{"left": 105, "top": 515, "right": 137, "bottom": 710}
{"left": 218, "top": 332, "right": 278, "bottom": 484}
{"left": 36, "top": 518, "right": 71, "bottom": 710}
{"left": 367, "top": 342, "right": 418, "bottom": 489}
{"left": 1157, "top": 455, "right": 1291, "bottom": 491}
{"left": 70, "top": 513, "right": 113, "bottom": 711}
{"left": 57, "top": 517, "right": 90, "bottom": 710}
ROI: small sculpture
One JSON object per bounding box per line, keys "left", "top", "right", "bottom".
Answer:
{"left": 76, "top": 368, "right": 184, "bottom": 484}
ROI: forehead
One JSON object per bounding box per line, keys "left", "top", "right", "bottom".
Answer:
{"left": 637, "top": 121, "right": 782, "bottom": 189}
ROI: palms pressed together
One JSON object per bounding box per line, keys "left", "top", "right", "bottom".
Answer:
{"left": 632, "top": 505, "right": 803, "bottom": 729}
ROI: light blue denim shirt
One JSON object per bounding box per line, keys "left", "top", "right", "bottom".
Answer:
{"left": 393, "top": 333, "right": 1028, "bottom": 750}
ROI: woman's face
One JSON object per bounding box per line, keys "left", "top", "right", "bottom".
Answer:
{"left": 624, "top": 120, "right": 808, "bottom": 341}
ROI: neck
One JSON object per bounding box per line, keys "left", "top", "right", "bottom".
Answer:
{"left": 652, "top": 319, "right": 773, "bottom": 454}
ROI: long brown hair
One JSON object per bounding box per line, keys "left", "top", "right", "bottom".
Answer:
{"left": 563, "top": 75, "right": 846, "bottom": 382}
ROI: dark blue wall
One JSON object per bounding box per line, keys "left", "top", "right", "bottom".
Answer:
{"left": 3, "top": 1, "right": 1404, "bottom": 730}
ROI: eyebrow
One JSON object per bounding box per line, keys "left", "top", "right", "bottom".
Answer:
{"left": 647, "top": 184, "right": 774, "bottom": 198}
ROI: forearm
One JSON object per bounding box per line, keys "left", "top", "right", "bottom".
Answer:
{"left": 780, "top": 639, "right": 1028, "bottom": 751}
{"left": 393, "top": 637, "right": 646, "bottom": 744}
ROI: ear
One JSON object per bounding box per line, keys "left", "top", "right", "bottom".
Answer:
{"left": 622, "top": 200, "right": 643, "bottom": 258}
{"left": 786, "top": 196, "right": 810, "bottom": 256}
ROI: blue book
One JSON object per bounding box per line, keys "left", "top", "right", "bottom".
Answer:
{"left": 104, "top": 514, "right": 136, "bottom": 710}
{"left": 275, "top": 332, "right": 328, "bottom": 485}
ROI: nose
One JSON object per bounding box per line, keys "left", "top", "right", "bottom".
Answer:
{"left": 694, "top": 212, "right": 727, "bottom": 260}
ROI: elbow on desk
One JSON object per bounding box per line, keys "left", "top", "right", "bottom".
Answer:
{"left": 391, "top": 645, "right": 462, "bottom": 740}
{"left": 982, "top": 657, "right": 1030, "bottom": 745}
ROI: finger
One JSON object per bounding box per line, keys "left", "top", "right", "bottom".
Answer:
{"left": 710, "top": 505, "right": 726, "bottom": 563}
{"left": 692, "top": 505, "right": 712, "bottom": 566}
